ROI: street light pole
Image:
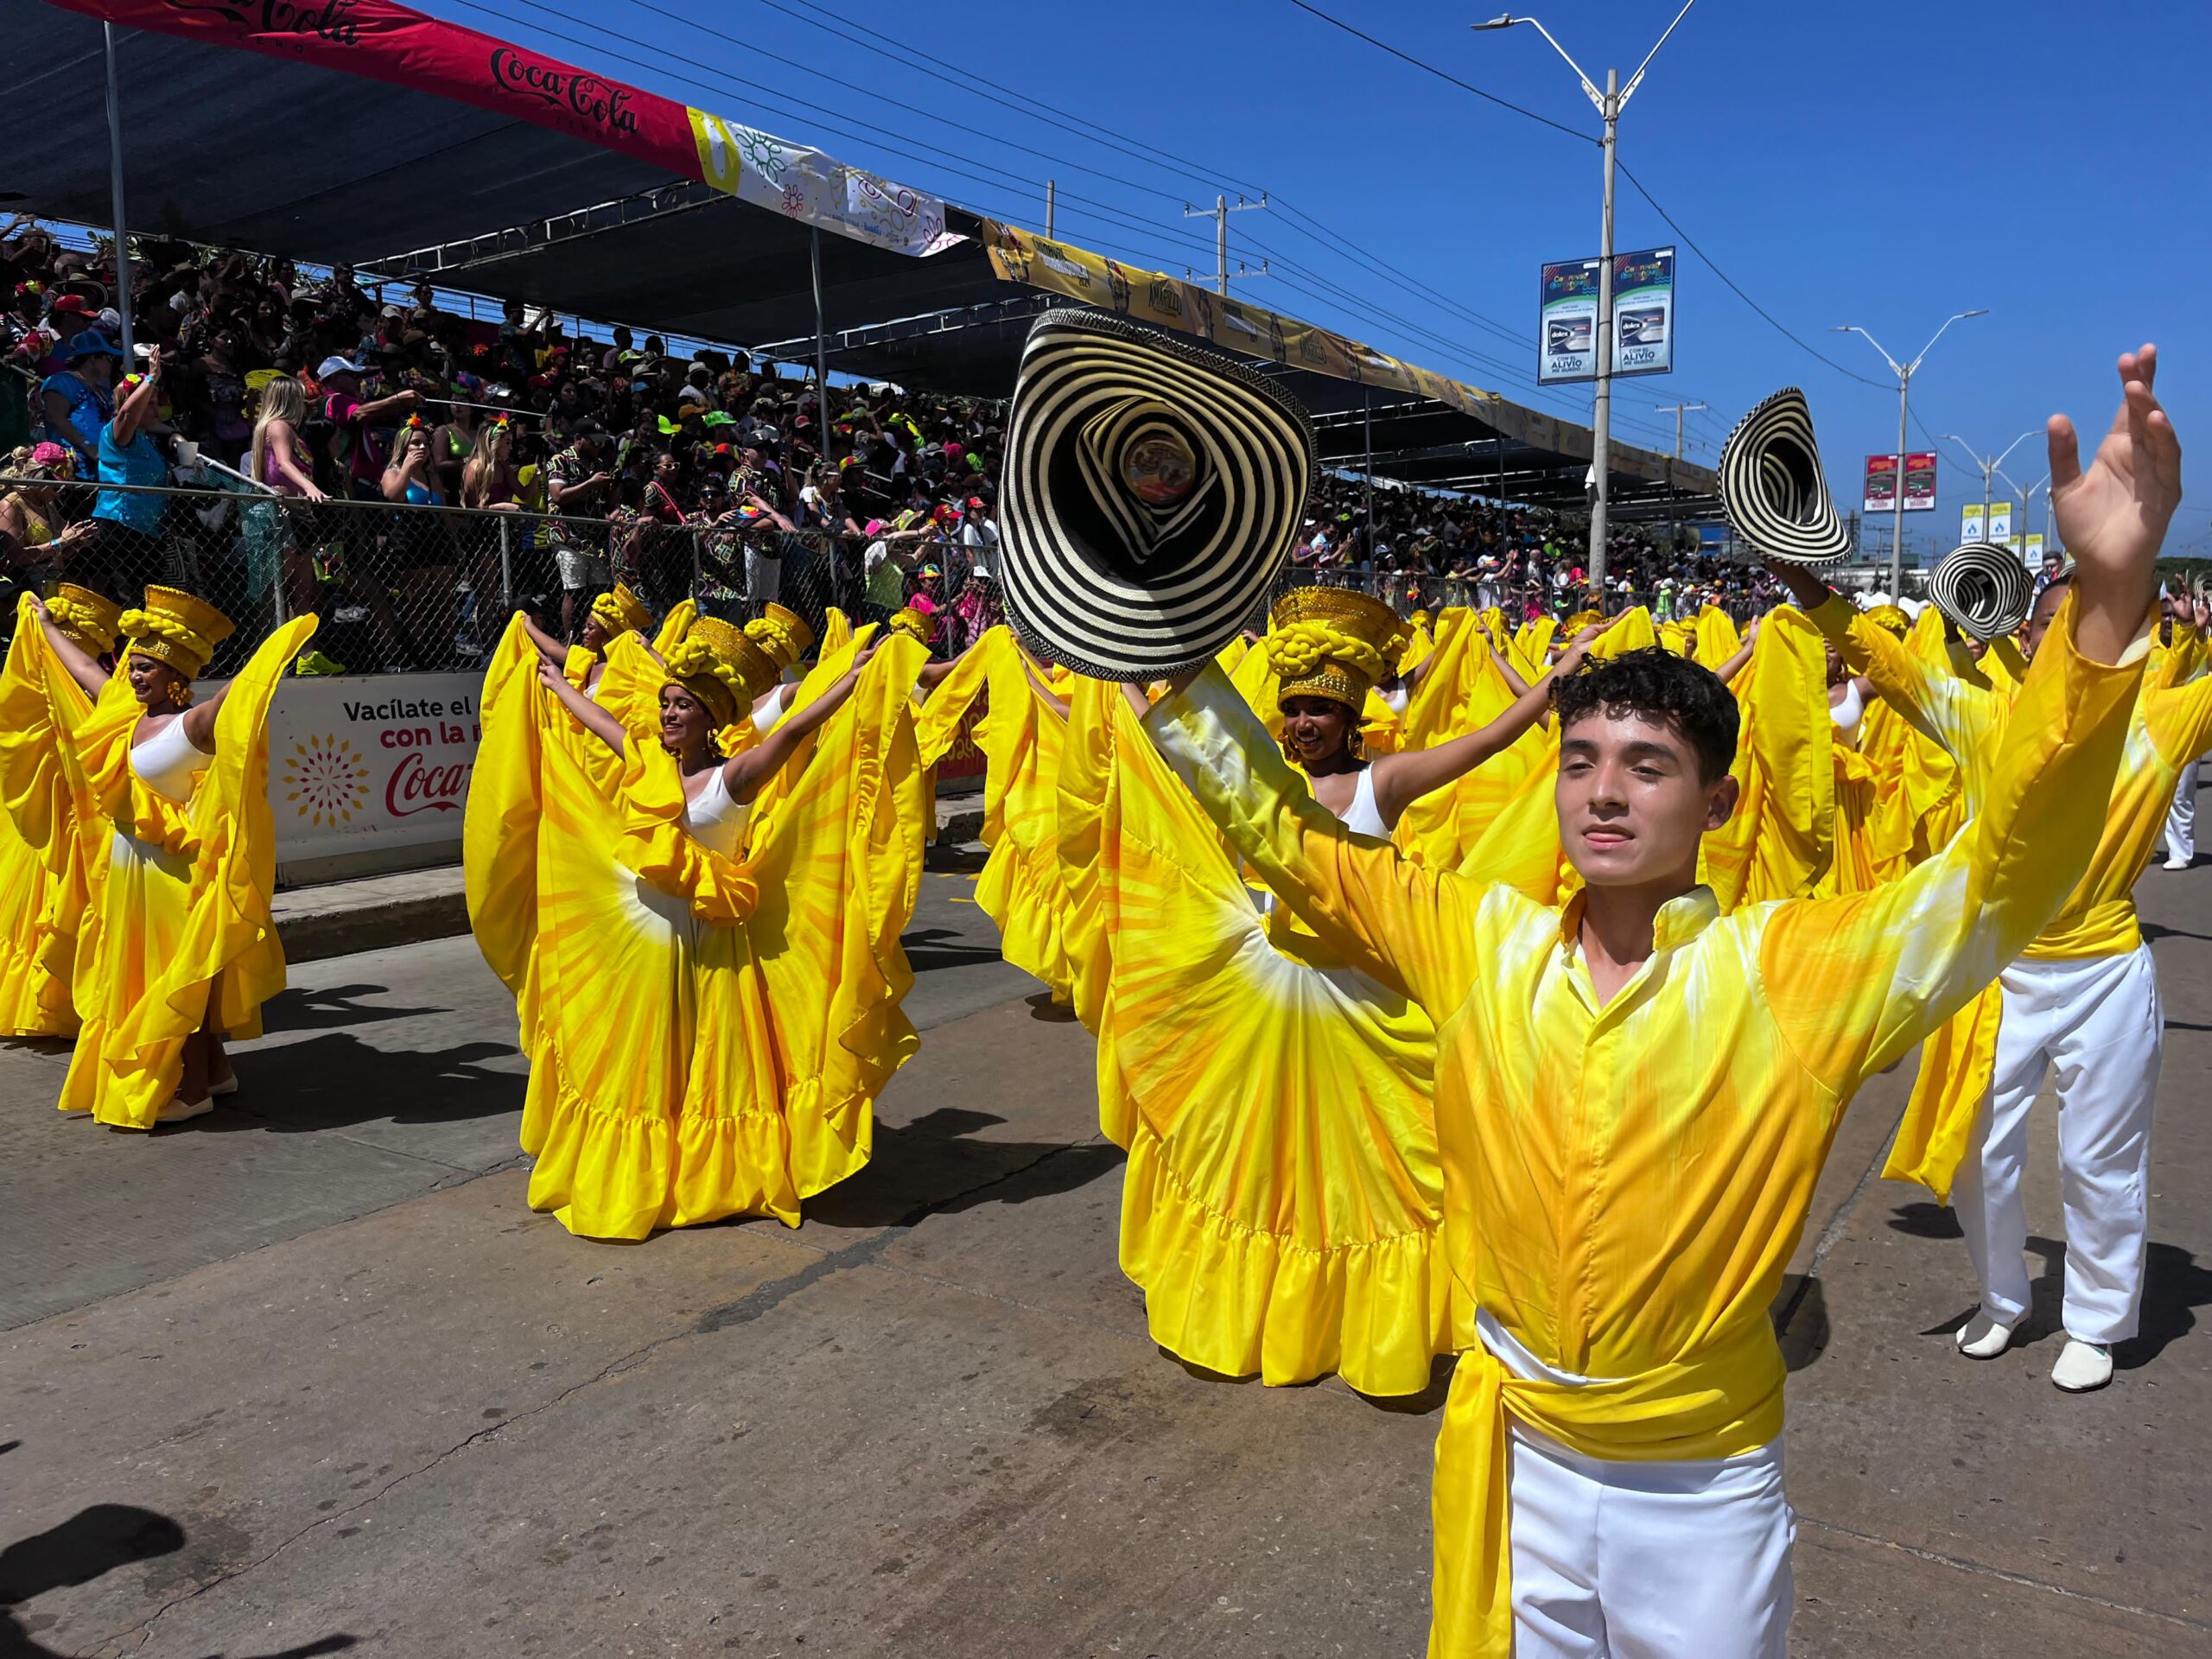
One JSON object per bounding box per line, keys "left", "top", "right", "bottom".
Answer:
{"left": 1938, "top": 429, "right": 2037, "bottom": 552}
{"left": 1474, "top": 2, "right": 1696, "bottom": 595}
{"left": 1994, "top": 466, "right": 2050, "bottom": 568}
{"left": 1833, "top": 308, "right": 1986, "bottom": 597}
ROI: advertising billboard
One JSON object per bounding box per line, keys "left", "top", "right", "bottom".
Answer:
{"left": 1538, "top": 248, "right": 1678, "bottom": 383}
{"left": 1961, "top": 503, "right": 1986, "bottom": 543}
{"left": 1864, "top": 454, "right": 1899, "bottom": 514}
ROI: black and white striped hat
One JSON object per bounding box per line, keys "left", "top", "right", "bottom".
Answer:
{"left": 998, "top": 308, "right": 1314, "bottom": 681}
{"left": 1929, "top": 541, "right": 2035, "bottom": 640}
{"left": 1717, "top": 387, "right": 1853, "bottom": 565}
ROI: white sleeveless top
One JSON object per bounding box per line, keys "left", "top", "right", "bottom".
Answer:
{"left": 1337, "top": 767, "right": 1389, "bottom": 839}
{"left": 683, "top": 765, "right": 750, "bottom": 860}
{"left": 1829, "top": 678, "right": 1864, "bottom": 736}
{"left": 129, "top": 715, "right": 208, "bottom": 804}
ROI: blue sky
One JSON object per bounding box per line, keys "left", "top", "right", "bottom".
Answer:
{"left": 419, "top": 0, "right": 2212, "bottom": 559}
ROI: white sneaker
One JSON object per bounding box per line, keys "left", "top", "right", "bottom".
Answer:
{"left": 156, "top": 1094, "right": 214, "bottom": 1124}
{"left": 2164, "top": 857, "right": 2191, "bottom": 870}
{"left": 1957, "top": 1311, "right": 2020, "bottom": 1358}
{"left": 2052, "top": 1338, "right": 2113, "bottom": 1392}
{"left": 210, "top": 1073, "right": 239, "bottom": 1097}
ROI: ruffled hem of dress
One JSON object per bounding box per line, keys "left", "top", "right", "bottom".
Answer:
{"left": 1117, "top": 1119, "right": 1465, "bottom": 1398}
{"left": 974, "top": 835, "right": 1074, "bottom": 1004}
{"left": 0, "top": 934, "right": 76, "bottom": 1037}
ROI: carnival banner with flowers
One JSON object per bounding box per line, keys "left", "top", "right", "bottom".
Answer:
{"left": 266, "top": 671, "right": 480, "bottom": 863}
{"left": 976, "top": 222, "right": 1704, "bottom": 489}
{"left": 46, "top": 0, "right": 956, "bottom": 257}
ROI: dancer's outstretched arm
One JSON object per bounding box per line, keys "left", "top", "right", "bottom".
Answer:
{"left": 724, "top": 646, "right": 879, "bottom": 802}
{"left": 537, "top": 658, "right": 626, "bottom": 754}
{"left": 1369, "top": 625, "right": 1599, "bottom": 830}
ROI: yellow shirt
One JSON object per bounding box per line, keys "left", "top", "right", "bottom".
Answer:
{"left": 1816, "top": 594, "right": 2212, "bottom": 957}
{"left": 1146, "top": 603, "right": 2140, "bottom": 1657}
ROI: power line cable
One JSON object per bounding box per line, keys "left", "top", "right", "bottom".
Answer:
{"left": 1283, "top": 0, "right": 1596, "bottom": 145}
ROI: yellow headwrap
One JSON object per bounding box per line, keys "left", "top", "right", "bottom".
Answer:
{"left": 888, "top": 607, "right": 936, "bottom": 645}
{"left": 743, "top": 601, "right": 815, "bottom": 671}
{"left": 48, "top": 582, "right": 123, "bottom": 654}
{"left": 1265, "top": 587, "right": 1406, "bottom": 710}
{"left": 590, "top": 582, "right": 654, "bottom": 639}
{"left": 663, "top": 615, "right": 777, "bottom": 728}
{"left": 119, "top": 586, "right": 233, "bottom": 677}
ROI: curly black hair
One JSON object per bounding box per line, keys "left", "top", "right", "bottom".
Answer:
{"left": 1549, "top": 646, "right": 1739, "bottom": 784}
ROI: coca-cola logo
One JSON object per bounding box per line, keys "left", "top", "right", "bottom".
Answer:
{"left": 488, "top": 47, "right": 638, "bottom": 137}
{"left": 167, "top": 0, "right": 363, "bottom": 47}
{"left": 385, "top": 750, "right": 472, "bottom": 817}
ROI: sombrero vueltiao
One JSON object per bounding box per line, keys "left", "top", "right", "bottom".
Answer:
{"left": 1928, "top": 542, "right": 2035, "bottom": 641}
{"left": 999, "top": 307, "right": 1315, "bottom": 681}
{"left": 1718, "top": 387, "right": 1853, "bottom": 566}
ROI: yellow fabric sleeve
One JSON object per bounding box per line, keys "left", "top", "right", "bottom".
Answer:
{"left": 1762, "top": 594, "right": 2145, "bottom": 1100}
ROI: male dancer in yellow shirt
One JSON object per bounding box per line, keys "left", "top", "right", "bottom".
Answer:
{"left": 1136, "top": 348, "right": 2177, "bottom": 1656}
{"left": 1771, "top": 484, "right": 2212, "bottom": 1397}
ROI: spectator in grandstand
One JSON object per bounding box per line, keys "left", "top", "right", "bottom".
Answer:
{"left": 315, "top": 353, "right": 420, "bottom": 499}
{"left": 1, "top": 442, "right": 97, "bottom": 601}
{"left": 41, "top": 327, "right": 120, "bottom": 463}
{"left": 82, "top": 346, "right": 171, "bottom": 604}
{"left": 544, "top": 424, "right": 615, "bottom": 639}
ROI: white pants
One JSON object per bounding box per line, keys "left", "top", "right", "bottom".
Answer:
{"left": 1483, "top": 1315, "right": 1796, "bottom": 1658}
{"left": 2168, "top": 758, "right": 2198, "bottom": 865}
{"left": 745, "top": 544, "right": 781, "bottom": 608}
{"left": 1951, "top": 947, "right": 2163, "bottom": 1344}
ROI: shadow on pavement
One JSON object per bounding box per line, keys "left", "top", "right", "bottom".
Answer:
{"left": 256, "top": 982, "right": 447, "bottom": 1033}
{"left": 901, "top": 927, "right": 1005, "bottom": 975}
{"left": 0, "top": 1503, "right": 358, "bottom": 1658}
{"left": 179, "top": 1033, "right": 522, "bottom": 1135}
{"left": 804, "top": 1106, "right": 1122, "bottom": 1229}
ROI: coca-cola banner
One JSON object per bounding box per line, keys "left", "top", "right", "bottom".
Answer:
{"left": 49, "top": 0, "right": 953, "bottom": 257}
{"left": 267, "top": 671, "right": 478, "bottom": 862}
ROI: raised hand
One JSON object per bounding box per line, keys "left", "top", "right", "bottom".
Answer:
{"left": 2049, "top": 345, "right": 2181, "bottom": 661}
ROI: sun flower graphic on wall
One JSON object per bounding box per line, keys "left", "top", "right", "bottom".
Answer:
{"left": 283, "top": 734, "right": 372, "bottom": 828}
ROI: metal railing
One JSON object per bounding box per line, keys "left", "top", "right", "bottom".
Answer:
{"left": 0, "top": 475, "right": 1005, "bottom": 674}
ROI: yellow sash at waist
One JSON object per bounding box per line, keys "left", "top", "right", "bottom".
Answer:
{"left": 1427, "top": 1313, "right": 1786, "bottom": 1657}
{"left": 2022, "top": 897, "right": 2139, "bottom": 960}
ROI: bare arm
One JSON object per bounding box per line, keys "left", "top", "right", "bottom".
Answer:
{"left": 722, "top": 649, "right": 876, "bottom": 800}
{"left": 109, "top": 353, "right": 163, "bottom": 447}
{"left": 518, "top": 614, "right": 566, "bottom": 668}
{"left": 537, "top": 658, "right": 626, "bottom": 753}
{"left": 264, "top": 418, "right": 324, "bottom": 499}
{"left": 30, "top": 597, "right": 108, "bottom": 700}
{"left": 1714, "top": 613, "right": 1763, "bottom": 686}
{"left": 1371, "top": 629, "right": 1597, "bottom": 829}
{"left": 353, "top": 389, "right": 421, "bottom": 426}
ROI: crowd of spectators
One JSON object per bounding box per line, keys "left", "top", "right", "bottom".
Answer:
{"left": 3, "top": 215, "right": 1773, "bottom": 673}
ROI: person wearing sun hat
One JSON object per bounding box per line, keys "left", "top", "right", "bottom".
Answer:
{"left": 26, "top": 584, "right": 319, "bottom": 1125}
{"left": 1766, "top": 353, "right": 2210, "bottom": 1400}
{"left": 467, "top": 587, "right": 933, "bottom": 1240}
{"left": 1130, "top": 347, "right": 2167, "bottom": 1650}
{"left": 0, "top": 582, "right": 123, "bottom": 1037}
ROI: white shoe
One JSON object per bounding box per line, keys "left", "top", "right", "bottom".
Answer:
{"left": 2052, "top": 1338, "right": 2114, "bottom": 1392}
{"left": 1957, "top": 1311, "right": 2020, "bottom": 1358}
{"left": 210, "top": 1073, "right": 239, "bottom": 1097}
{"left": 156, "top": 1094, "right": 214, "bottom": 1124}
{"left": 2164, "top": 857, "right": 2191, "bottom": 871}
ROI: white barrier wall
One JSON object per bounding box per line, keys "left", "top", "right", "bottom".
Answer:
{"left": 267, "top": 672, "right": 480, "bottom": 865}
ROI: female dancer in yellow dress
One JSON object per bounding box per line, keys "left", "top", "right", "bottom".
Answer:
{"left": 0, "top": 585, "right": 122, "bottom": 1037}
{"left": 1069, "top": 587, "right": 1590, "bottom": 1395}
{"left": 26, "top": 588, "right": 315, "bottom": 1124}
{"left": 466, "top": 612, "right": 931, "bottom": 1239}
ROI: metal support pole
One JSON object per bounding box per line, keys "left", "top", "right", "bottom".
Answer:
{"left": 1587, "top": 67, "right": 1618, "bottom": 594}
{"left": 102, "top": 23, "right": 135, "bottom": 359}
{"left": 1362, "top": 389, "right": 1374, "bottom": 577}
{"left": 809, "top": 226, "right": 831, "bottom": 467}
{"left": 1492, "top": 395, "right": 1507, "bottom": 506}
{"left": 1216, "top": 194, "right": 1229, "bottom": 296}
{"left": 499, "top": 512, "right": 513, "bottom": 610}
{"left": 1891, "top": 375, "right": 1910, "bottom": 597}
{"left": 1045, "top": 179, "right": 1056, "bottom": 239}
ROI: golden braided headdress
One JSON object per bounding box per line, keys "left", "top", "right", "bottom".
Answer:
{"left": 119, "top": 586, "right": 233, "bottom": 677}
{"left": 1265, "top": 587, "right": 1405, "bottom": 709}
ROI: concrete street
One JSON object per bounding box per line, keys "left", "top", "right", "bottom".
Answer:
{"left": 4, "top": 850, "right": 2209, "bottom": 1657}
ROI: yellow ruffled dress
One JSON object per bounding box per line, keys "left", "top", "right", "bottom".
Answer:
{"left": 465, "top": 616, "right": 929, "bottom": 1239}
{"left": 915, "top": 628, "right": 1077, "bottom": 1004}
{"left": 48, "top": 617, "right": 317, "bottom": 1127}
{"left": 1061, "top": 677, "right": 1466, "bottom": 1396}
{"left": 0, "top": 601, "right": 98, "bottom": 1037}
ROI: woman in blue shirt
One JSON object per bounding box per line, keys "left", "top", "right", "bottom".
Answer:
{"left": 40, "top": 328, "right": 119, "bottom": 462}
{"left": 86, "top": 346, "right": 172, "bottom": 604}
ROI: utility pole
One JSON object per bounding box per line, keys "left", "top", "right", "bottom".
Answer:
{"left": 1939, "top": 429, "right": 2037, "bottom": 553}
{"left": 1656, "top": 401, "right": 1704, "bottom": 561}
{"left": 1834, "top": 309, "right": 1987, "bottom": 595}
{"left": 1182, "top": 193, "right": 1269, "bottom": 296}
{"left": 1045, "top": 179, "right": 1055, "bottom": 239}
{"left": 1474, "top": 3, "right": 1699, "bottom": 594}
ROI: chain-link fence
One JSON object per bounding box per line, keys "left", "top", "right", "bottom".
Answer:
{"left": 0, "top": 474, "right": 1006, "bottom": 675}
